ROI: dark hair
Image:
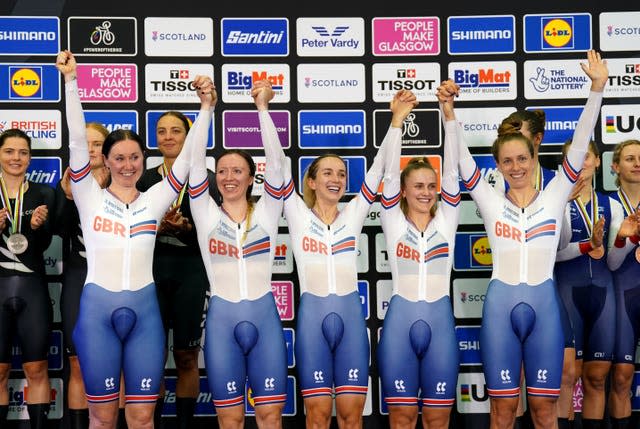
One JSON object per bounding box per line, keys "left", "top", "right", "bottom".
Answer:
{"left": 400, "top": 157, "right": 438, "bottom": 217}
{"left": 498, "top": 110, "right": 546, "bottom": 139}
{"left": 156, "top": 111, "right": 191, "bottom": 133}
{"left": 0, "top": 128, "right": 31, "bottom": 152}
{"left": 491, "top": 130, "right": 535, "bottom": 163}
{"left": 102, "top": 129, "right": 145, "bottom": 157}
{"left": 612, "top": 139, "right": 640, "bottom": 187}
{"left": 217, "top": 149, "right": 256, "bottom": 201}
{"left": 302, "top": 153, "right": 345, "bottom": 208}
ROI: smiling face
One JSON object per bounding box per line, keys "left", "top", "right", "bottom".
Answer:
{"left": 216, "top": 153, "right": 254, "bottom": 204}
{"left": 103, "top": 139, "right": 144, "bottom": 188}
{"left": 306, "top": 156, "right": 347, "bottom": 206}
{"left": 0, "top": 136, "right": 30, "bottom": 179}
{"left": 402, "top": 167, "right": 437, "bottom": 217}
{"left": 496, "top": 137, "right": 535, "bottom": 191}
{"left": 156, "top": 113, "right": 188, "bottom": 161}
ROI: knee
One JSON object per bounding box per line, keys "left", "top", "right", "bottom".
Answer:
{"left": 584, "top": 372, "right": 608, "bottom": 392}
{"left": 23, "top": 363, "right": 49, "bottom": 384}
{"left": 255, "top": 404, "right": 283, "bottom": 428}
{"left": 307, "top": 407, "right": 332, "bottom": 428}
{"left": 126, "top": 406, "right": 154, "bottom": 428}
{"left": 336, "top": 410, "right": 362, "bottom": 428}
{"left": 611, "top": 368, "right": 633, "bottom": 391}
{"left": 529, "top": 398, "right": 557, "bottom": 426}
{"left": 89, "top": 407, "right": 119, "bottom": 428}
{"left": 173, "top": 349, "right": 199, "bottom": 372}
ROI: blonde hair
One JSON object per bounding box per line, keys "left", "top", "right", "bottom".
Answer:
{"left": 86, "top": 122, "right": 109, "bottom": 139}
{"left": 400, "top": 157, "right": 438, "bottom": 217}
{"left": 302, "top": 154, "right": 345, "bottom": 208}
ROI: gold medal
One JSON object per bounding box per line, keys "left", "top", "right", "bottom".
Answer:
{"left": 6, "top": 233, "right": 28, "bottom": 255}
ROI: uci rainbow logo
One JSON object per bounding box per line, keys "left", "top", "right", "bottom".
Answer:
{"left": 10, "top": 67, "right": 42, "bottom": 99}
{"left": 542, "top": 18, "right": 573, "bottom": 49}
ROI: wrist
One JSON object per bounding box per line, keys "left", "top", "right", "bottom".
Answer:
{"left": 64, "top": 74, "right": 77, "bottom": 83}
{"left": 614, "top": 235, "right": 627, "bottom": 247}
{"left": 630, "top": 234, "right": 640, "bottom": 245}
{"left": 579, "top": 240, "right": 594, "bottom": 254}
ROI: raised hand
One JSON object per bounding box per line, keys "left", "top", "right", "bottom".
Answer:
{"left": 192, "top": 75, "right": 217, "bottom": 110}
{"left": 55, "top": 50, "right": 77, "bottom": 81}
{"left": 580, "top": 50, "right": 608, "bottom": 92}
{"left": 436, "top": 80, "right": 460, "bottom": 121}
{"left": 390, "top": 89, "right": 418, "bottom": 128}
{"left": 251, "top": 79, "right": 275, "bottom": 111}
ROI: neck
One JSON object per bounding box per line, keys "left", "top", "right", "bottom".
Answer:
{"left": 508, "top": 186, "right": 536, "bottom": 208}
{"left": 163, "top": 157, "right": 177, "bottom": 171}
{"left": 108, "top": 182, "right": 139, "bottom": 205}
{"left": 1, "top": 173, "right": 25, "bottom": 195}
{"left": 407, "top": 210, "right": 431, "bottom": 232}
{"left": 313, "top": 200, "right": 339, "bottom": 225}
{"left": 222, "top": 199, "right": 248, "bottom": 224}
{"left": 620, "top": 181, "right": 640, "bottom": 205}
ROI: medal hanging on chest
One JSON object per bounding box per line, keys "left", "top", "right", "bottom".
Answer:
{"left": 0, "top": 175, "right": 28, "bottom": 255}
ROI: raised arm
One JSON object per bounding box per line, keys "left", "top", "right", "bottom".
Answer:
{"left": 553, "top": 51, "right": 608, "bottom": 197}
{"left": 438, "top": 91, "right": 462, "bottom": 235}
{"left": 56, "top": 50, "right": 100, "bottom": 213}
{"left": 380, "top": 90, "right": 419, "bottom": 215}
{"left": 437, "top": 79, "right": 496, "bottom": 215}
{"left": 252, "top": 79, "right": 286, "bottom": 230}
{"left": 186, "top": 77, "right": 218, "bottom": 228}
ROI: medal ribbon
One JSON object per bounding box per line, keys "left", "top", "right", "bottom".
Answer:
{"left": 617, "top": 188, "right": 639, "bottom": 217}
{"left": 0, "top": 175, "right": 25, "bottom": 234}
{"left": 575, "top": 189, "right": 598, "bottom": 236}
{"left": 534, "top": 163, "right": 543, "bottom": 191}
{"left": 161, "top": 162, "right": 187, "bottom": 208}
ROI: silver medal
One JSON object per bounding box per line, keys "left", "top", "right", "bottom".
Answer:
{"left": 6, "top": 233, "right": 28, "bottom": 255}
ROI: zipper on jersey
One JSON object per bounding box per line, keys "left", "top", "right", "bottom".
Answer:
{"left": 519, "top": 206, "right": 527, "bottom": 284}
{"left": 326, "top": 223, "right": 336, "bottom": 294}
{"left": 122, "top": 203, "right": 131, "bottom": 291}
{"left": 237, "top": 222, "right": 248, "bottom": 299}
{"left": 418, "top": 230, "right": 426, "bottom": 301}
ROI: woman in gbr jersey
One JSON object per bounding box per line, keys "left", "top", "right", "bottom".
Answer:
{"left": 57, "top": 49, "right": 214, "bottom": 429}
{"left": 606, "top": 139, "right": 640, "bottom": 429}
{"left": 54, "top": 122, "right": 115, "bottom": 429}
{"left": 554, "top": 138, "right": 627, "bottom": 429}
{"left": 281, "top": 89, "right": 417, "bottom": 429}
{"left": 189, "top": 79, "right": 288, "bottom": 429}
{"left": 377, "top": 90, "right": 460, "bottom": 429}
{"left": 137, "top": 109, "right": 219, "bottom": 429}
{"left": 0, "top": 128, "right": 55, "bottom": 429}
{"left": 437, "top": 50, "right": 608, "bottom": 429}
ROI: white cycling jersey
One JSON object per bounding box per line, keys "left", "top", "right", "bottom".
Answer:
{"left": 189, "top": 110, "right": 286, "bottom": 302}
{"left": 459, "top": 91, "right": 603, "bottom": 286}
{"left": 380, "top": 120, "right": 461, "bottom": 302}
{"left": 65, "top": 79, "right": 209, "bottom": 292}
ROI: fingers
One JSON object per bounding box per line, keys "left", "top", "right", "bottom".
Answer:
{"left": 193, "top": 75, "right": 215, "bottom": 95}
